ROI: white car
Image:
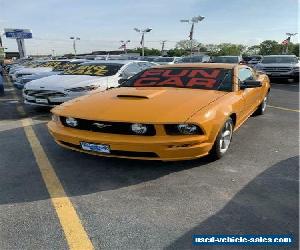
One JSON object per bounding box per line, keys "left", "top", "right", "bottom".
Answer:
{"left": 14, "top": 59, "right": 87, "bottom": 89}
{"left": 23, "top": 60, "right": 155, "bottom": 107}
{"left": 12, "top": 60, "right": 71, "bottom": 82}
{"left": 153, "top": 57, "right": 181, "bottom": 65}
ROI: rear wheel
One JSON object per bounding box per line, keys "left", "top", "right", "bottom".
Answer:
{"left": 210, "top": 118, "right": 233, "bottom": 159}
{"left": 254, "top": 94, "right": 268, "bottom": 116}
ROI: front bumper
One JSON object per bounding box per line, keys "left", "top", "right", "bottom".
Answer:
{"left": 23, "top": 93, "right": 73, "bottom": 107}
{"left": 264, "top": 71, "right": 299, "bottom": 78}
{"left": 48, "top": 121, "right": 213, "bottom": 161}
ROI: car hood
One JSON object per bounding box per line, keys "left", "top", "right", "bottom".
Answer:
{"left": 53, "top": 87, "right": 228, "bottom": 123}
{"left": 25, "top": 74, "right": 109, "bottom": 91}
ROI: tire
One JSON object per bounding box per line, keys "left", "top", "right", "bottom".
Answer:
{"left": 210, "top": 118, "right": 233, "bottom": 160}
{"left": 254, "top": 94, "right": 268, "bottom": 116}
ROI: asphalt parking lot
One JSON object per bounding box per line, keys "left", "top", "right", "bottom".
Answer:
{"left": 0, "top": 76, "right": 299, "bottom": 249}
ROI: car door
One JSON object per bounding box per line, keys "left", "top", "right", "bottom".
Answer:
{"left": 238, "top": 67, "right": 261, "bottom": 118}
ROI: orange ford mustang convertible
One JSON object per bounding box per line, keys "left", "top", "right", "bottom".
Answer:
{"left": 48, "top": 63, "right": 270, "bottom": 161}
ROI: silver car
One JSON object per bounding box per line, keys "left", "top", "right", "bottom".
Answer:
{"left": 255, "top": 55, "right": 299, "bottom": 81}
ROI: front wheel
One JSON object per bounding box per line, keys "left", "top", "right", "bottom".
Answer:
{"left": 210, "top": 118, "right": 233, "bottom": 160}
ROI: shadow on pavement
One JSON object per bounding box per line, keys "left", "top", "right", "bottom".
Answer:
{"left": 166, "top": 156, "right": 299, "bottom": 250}
{"left": 0, "top": 123, "right": 213, "bottom": 205}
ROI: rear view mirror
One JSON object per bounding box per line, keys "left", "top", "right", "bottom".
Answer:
{"left": 240, "top": 80, "right": 262, "bottom": 89}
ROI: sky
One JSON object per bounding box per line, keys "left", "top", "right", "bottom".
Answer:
{"left": 0, "top": 0, "right": 298, "bottom": 55}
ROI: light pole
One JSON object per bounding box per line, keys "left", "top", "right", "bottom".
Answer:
{"left": 161, "top": 40, "right": 167, "bottom": 56}
{"left": 285, "top": 32, "right": 298, "bottom": 54}
{"left": 70, "top": 37, "right": 80, "bottom": 56}
{"left": 180, "top": 15, "right": 205, "bottom": 55}
{"left": 134, "top": 27, "right": 152, "bottom": 57}
{"left": 120, "top": 40, "right": 130, "bottom": 54}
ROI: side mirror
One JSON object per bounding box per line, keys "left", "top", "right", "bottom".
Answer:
{"left": 240, "top": 80, "right": 262, "bottom": 90}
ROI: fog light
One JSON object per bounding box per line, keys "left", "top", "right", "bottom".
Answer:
{"left": 65, "top": 117, "right": 78, "bottom": 127}
{"left": 131, "top": 123, "right": 147, "bottom": 134}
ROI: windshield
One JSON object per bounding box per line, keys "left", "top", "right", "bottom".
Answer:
{"left": 62, "top": 63, "right": 123, "bottom": 76}
{"left": 122, "top": 67, "right": 233, "bottom": 91}
{"left": 261, "top": 56, "right": 297, "bottom": 64}
{"left": 212, "top": 57, "right": 239, "bottom": 63}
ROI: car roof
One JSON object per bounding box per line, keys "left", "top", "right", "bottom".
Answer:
{"left": 153, "top": 63, "right": 236, "bottom": 69}
{"left": 85, "top": 60, "right": 146, "bottom": 65}
{"left": 263, "top": 55, "right": 296, "bottom": 57}
{"left": 214, "top": 56, "right": 239, "bottom": 58}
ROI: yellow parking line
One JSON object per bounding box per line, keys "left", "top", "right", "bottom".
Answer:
{"left": 267, "top": 105, "right": 300, "bottom": 113}
{"left": 4, "top": 74, "right": 94, "bottom": 250}
{"left": 21, "top": 118, "right": 94, "bottom": 250}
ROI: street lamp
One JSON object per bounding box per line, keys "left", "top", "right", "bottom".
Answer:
{"left": 180, "top": 15, "right": 205, "bottom": 55}
{"left": 70, "top": 37, "right": 80, "bottom": 56}
{"left": 284, "top": 33, "right": 297, "bottom": 54}
{"left": 161, "top": 40, "right": 167, "bottom": 56}
{"left": 120, "top": 40, "right": 130, "bottom": 54}
{"left": 134, "top": 27, "right": 152, "bottom": 57}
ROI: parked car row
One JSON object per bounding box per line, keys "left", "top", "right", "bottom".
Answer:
{"left": 23, "top": 60, "right": 156, "bottom": 106}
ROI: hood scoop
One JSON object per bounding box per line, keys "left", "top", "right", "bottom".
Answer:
{"left": 116, "top": 89, "right": 167, "bottom": 99}
{"left": 117, "top": 94, "right": 149, "bottom": 99}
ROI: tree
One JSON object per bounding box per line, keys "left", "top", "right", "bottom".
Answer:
{"left": 290, "top": 43, "right": 299, "bottom": 57}
{"left": 127, "top": 48, "right": 161, "bottom": 56}
{"left": 176, "top": 39, "right": 200, "bottom": 51}
{"left": 166, "top": 48, "right": 187, "bottom": 57}
{"left": 244, "top": 45, "right": 261, "bottom": 55}
{"left": 258, "top": 40, "right": 282, "bottom": 55}
{"left": 214, "top": 43, "right": 246, "bottom": 56}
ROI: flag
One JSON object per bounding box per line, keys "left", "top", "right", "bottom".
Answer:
{"left": 189, "top": 23, "right": 194, "bottom": 40}
{"left": 282, "top": 37, "right": 290, "bottom": 45}
{"left": 140, "top": 33, "right": 144, "bottom": 46}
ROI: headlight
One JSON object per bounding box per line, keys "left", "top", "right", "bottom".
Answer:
{"left": 177, "top": 124, "right": 199, "bottom": 134}
{"left": 165, "top": 124, "right": 203, "bottom": 135}
{"left": 65, "top": 117, "right": 78, "bottom": 127}
{"left": 293, "top": 67, "right": 299, "bottom": 72}
{"left": 51, "top": 114, "right": 59, "bottom": 122}
{"left": 131, "top": 123, "right": 147, "bottom": 134}
{"left": 65, "top": 85, "right": 98, "bottom": 92}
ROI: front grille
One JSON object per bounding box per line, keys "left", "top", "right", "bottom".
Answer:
{"left": 59, "top": 141, "right": 159, "bottom": 158}
{"left": 24, "top": 89, "right": 66, "bottom": 98}
{"left": 262, "top": 67, "right": 292, "bottom": 73}
{"left": 26, "top": 99, "right": 63, "bottom": 105}
{"left": 60, "top": 117, "right": 156, "bottom": 136}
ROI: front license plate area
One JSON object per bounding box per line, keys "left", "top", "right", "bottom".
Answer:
{"left": 80, "top": 142, "right": 110, "bottom": 154}
{"left": 35, "top": 98, "right": 49, "bottom": 104}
